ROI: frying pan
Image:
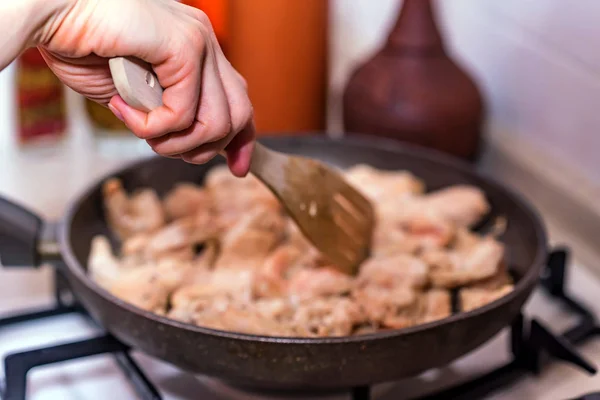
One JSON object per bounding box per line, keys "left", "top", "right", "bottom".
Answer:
{"left": 0, "top": 135, "right": 547, "bottom": 389}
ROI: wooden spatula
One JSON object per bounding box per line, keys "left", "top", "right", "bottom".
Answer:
{"left": 108, "top": 57, "right": 375, "bottom": 274}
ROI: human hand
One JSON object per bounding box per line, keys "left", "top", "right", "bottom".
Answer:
{"left": 36, "top": 0, "right": 254, "bottom": 176}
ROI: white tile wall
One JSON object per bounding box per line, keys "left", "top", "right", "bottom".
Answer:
{"left": 329, "top": 0, "right": 600, "bottom": 187}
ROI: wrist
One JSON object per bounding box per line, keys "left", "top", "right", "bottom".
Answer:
{"left": 0, "top": 0, "right": 74, "bottom": 70}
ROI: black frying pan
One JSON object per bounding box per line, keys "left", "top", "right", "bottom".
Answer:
{"left": 0, "top": 135, "right": 547, "bottom": 389}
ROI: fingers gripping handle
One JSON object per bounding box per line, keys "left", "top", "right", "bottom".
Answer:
{"left": 109, "top": 57, "right": 164, "bottom": 112}
{"left": 108, "top": 56, "right": 245, "bottom": 158}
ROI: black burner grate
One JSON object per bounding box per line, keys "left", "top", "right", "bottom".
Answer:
{"left": 0, "top": 269, "right": 160, "bottom": 400}
{"left": 419, "top": 249, "right": 599, "bottom": 400}
{"left": 0, "top": 249, "right": 598, "bottom": 400}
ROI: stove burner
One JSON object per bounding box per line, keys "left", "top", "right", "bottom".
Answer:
{"left": 0, "top": 249, "right": 597, "bottom": 400}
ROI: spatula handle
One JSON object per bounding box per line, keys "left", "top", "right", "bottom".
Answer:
{"left": 108, "top": 57, "right": 164, "bottom": 112}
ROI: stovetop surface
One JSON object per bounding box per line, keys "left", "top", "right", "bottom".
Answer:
{"left": 2, "top": 256, "right": 600, "bottom": 400}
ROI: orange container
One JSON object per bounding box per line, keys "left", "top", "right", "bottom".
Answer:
{"left": 227, "top": 0, "right": 328, "bottom": 135}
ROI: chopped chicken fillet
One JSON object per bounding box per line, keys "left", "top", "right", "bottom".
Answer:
{"left": 162, "top": 183, "right": 212, "bottom": 221}
{"left": 345, "top": 164, "right": 425, "bottom": 204}
{"left": 92, "top": 163, "right": 512, "bottom": 337}
{"left": 357, "top": 254, "right": 429, "bottom": 289}
{"left": 252, "top": 245, "right": 302, "bottom": 298}
{"left": 102, "top": 179, "right": 165, "bottom": 239}
{"left": 215, "top": 206, "right": 286, "bottom": 269}
{"left": 195, "top": 303, "right": 295, "bottom": 336}
{"left": 375, "top": 200, "right": 456, "bottom": 251}
{"left": 109, "top": 260, "right": 191, "bottom": 314}
{"left": 382, "top": 289, "right": 452, "bottom": 329}
{"left": 371, "top": 220, "right": 420, "bottom": 256}
{"left": 120, "top": 215, "right": 216, "bottom": 266}
{"left": 88, "top": 235, "right": 122, "bottom": 289}
{"left": 353, "top": 285, "right": 416, "bottom": 323}
{"left": 205, "top": 166, "right": 281, "bottom": 230}
{"left": 421, "top": 186, "right": 490, "bottom": 228}
{"left": 460, "top": 285, "right": 514, "bottom": 312}
{"left": 288, "top": 267, "right": 354, "bottom": 301}
{"left": 425, "top": 237, "right": 505, "bottom": 288}
{"left": 291, "top": 297, "right": 365, "bottom": 337}
{"left": 468, "top": 260, "right": 513, "bottom": 291}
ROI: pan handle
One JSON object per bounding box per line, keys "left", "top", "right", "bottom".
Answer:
{"left": 0, "top": 196, "right": 46, "bottom": 267}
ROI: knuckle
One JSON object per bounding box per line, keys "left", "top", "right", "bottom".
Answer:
{"left": 173, "top": 109, "right": 195, "bottom": 132}
{"left": 200, "top": 118, "right": 231, "bottom": 142}
{"left": 185, "top": 22, "right": 208, "bottom": 52}
{"left": 232, "top": 101, "right": 254, "bottom": 133}
{"left": 191, "top": 8, "right": 211, "bottom": 26}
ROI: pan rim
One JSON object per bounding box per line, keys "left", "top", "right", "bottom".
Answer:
{"left": 58, "top": 133, "right": 548, "bottom": 345}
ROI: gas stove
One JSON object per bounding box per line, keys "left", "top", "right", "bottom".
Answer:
{"left": 1, "top": 249, "right": 600, "bottom": 400}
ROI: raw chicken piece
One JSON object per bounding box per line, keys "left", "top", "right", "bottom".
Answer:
{"left": 344, "top": 164, "right": 424, "bottom": 204}
{"left": 451, "top": 226, "right": 481, "bottom": 252}
{"left": 162, "top": 183, "right": 213, "bottom": 221}
{"left": 168, "top": 293, "right": 232, "bottom": 325}
{"left": 371, "top": 220, "right": 420, "bottom": 256}
{"left": 425, "top": 236, "right": 505, "bottom": 288}
{"left": 205, "top": 166, "right": 281, "bottom": 230}
{"left": 288, "top": 267, "right": 354, "bottom": 301}
{"left": 375, "top": 185, "right": 488, "bottom": 231}
{"left": 459, "top": 285, "right": 514, "bottom": 312}
{"left": 467, "top": 260, "right": 513, "bottom": 291}
{"left": 167, "top": 300, "right": 202, "bottom": 324}
{"left": 215, "top": 206, "right": 286, "bottom": 269}
{"left": 121, "top": 233, "right": 151, "bottom": 258}
{"left": 291, "top": 297, "right": 365, "bottom": 337}
{"left": 170, "top": 286, "right": 222, "bottom": 314}
{"left": 352, "top": 285, "right": 416, "bottom": 323}
{"left": 419, "top": 289, "right": 452, "bottom": 324}
{"left": 382, "top": 289, "right": 452, "bottom": 329}
{"left": 422, "top": 185, "right": 490, "bottom": 228}
{"left": 376, "top": 199, "right": 456, "bottom": 250}
{"left": 88, "top": 235, "right": 122, "bottom": 289}
{"left": 252, "top": 298, "right": 294, "bottom": 322}
{"left": 109, "top": 261, "right": 191, "bottom": 314}
{"left": 171, "top": 268, "right": 254, "bottom": 309}
{"left": 252, "top": 245, "right": 302, "bottom": 298}
{"left": 194, "top": 303, "right": 294, "bottom": 336}
{"left": 402, "top": 211, "right": 455, "bottom": 249}
{"left": 126, "top": 189, "right": 165, "bottom": 232}
{"left": 357, "top": 254, "right": 429, "bottom": 289}
{"left": 143, "top": 217, "right": 201, "bottom": 259}
{"left": 102, "top": 179, "right": 165, "bottom": 239}
{"left": 121, "top": 215, "right": 217, "bottom": 263}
